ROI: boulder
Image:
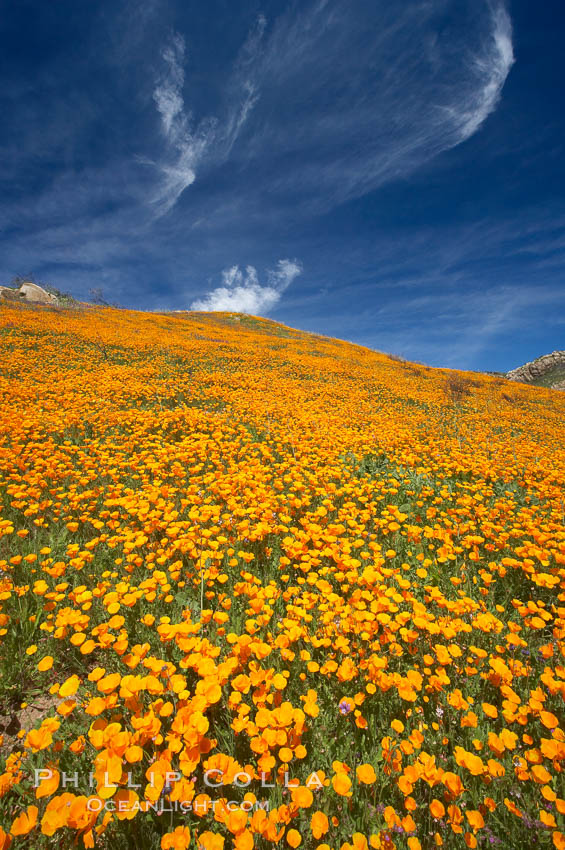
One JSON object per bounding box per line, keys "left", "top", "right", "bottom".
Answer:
{"left": 0, "top": 285, "right": 20, "bottom": 301}
{"left": 18, "top": 282, "right": 57, "bottom": 304}
{"left": 0, "top": 281, "right": 57, "bottom": 305}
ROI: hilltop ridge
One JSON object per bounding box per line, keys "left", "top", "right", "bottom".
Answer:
{"left": 506, "top": 349, "right": 565, "bottom": 390}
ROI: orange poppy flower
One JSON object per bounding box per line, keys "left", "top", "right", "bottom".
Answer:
{"left": 10, "top": 805, "right": 38, "bottom": 836}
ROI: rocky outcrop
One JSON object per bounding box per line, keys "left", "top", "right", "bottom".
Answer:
{"left": 507, "top": 350, "right": 565, "bottom": 390}
{"left": 0, "top": 281, "right": 57, "bottom": 305}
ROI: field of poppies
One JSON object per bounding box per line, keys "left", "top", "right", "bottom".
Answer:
{"left": 0, "top": 303, "right": 563, "bottom": 850}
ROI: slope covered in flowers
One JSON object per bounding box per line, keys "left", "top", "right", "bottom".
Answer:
{"left": 0, "top": 303, "right": 564, "bottom": 850}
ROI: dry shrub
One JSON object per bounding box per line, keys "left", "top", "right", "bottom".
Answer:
{"left": 445, "top": 374, "right": 472, "bottom": 403}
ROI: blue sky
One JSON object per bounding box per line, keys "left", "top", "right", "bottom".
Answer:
{"left": 1, "top": 0, "right": 564, "bottom": 371}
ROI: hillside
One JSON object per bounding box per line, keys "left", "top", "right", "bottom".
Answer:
{"left": 0, "top": 303, "right": 564, "bottom": 850}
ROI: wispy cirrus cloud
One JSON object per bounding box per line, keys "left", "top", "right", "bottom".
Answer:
{"left": 232, "top": 0, "right": 515, "bottom": 210}
{"left": 220, "top": 14, "right": 266, "bottom": 158}
{"left": 191, "top": 259, "right": 302, "bottom": 313}
{"left": 368, "top": 282, "right": 565, "bottom": 369}
{"left": 147, "top": 14, "right": 266, "bottom": 217}
{"left": 147, "top": 33, "right": 216, "bottom": 217}
{"left": 445, "top": 3, "right": 514, "bottom": 141}
{"left": 145, "top": 1, "right": 514, "bottom": 218}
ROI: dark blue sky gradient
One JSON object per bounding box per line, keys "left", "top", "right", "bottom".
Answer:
{"left": 1, "top": 0, "right": 564, "bottom": 370}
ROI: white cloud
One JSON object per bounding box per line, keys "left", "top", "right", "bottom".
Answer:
{"left": 224, "top": 0, "right": 515, "bottom": 211}
{"left": 147, "top": 2, "right": 515, "bottom": 219}
{"left": 153, "top": 33, "right": 186, "bottom": 136}
{"left": 221, "top": 79, "right": 260, "bottom": 158}
{"left": 191, "top": 258, "right": 302, "bottom": 313}
{"left": 149, "top": 33, "right": 216, "bottom": 217}
{"left": 220, "top": 15, "right": 266, "bottom": 157}
{"left": 147, "top": 17, "right": 267, "bottom": 216}
{"left": 447, "top": 5, "right": 514, "bottom": 141}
